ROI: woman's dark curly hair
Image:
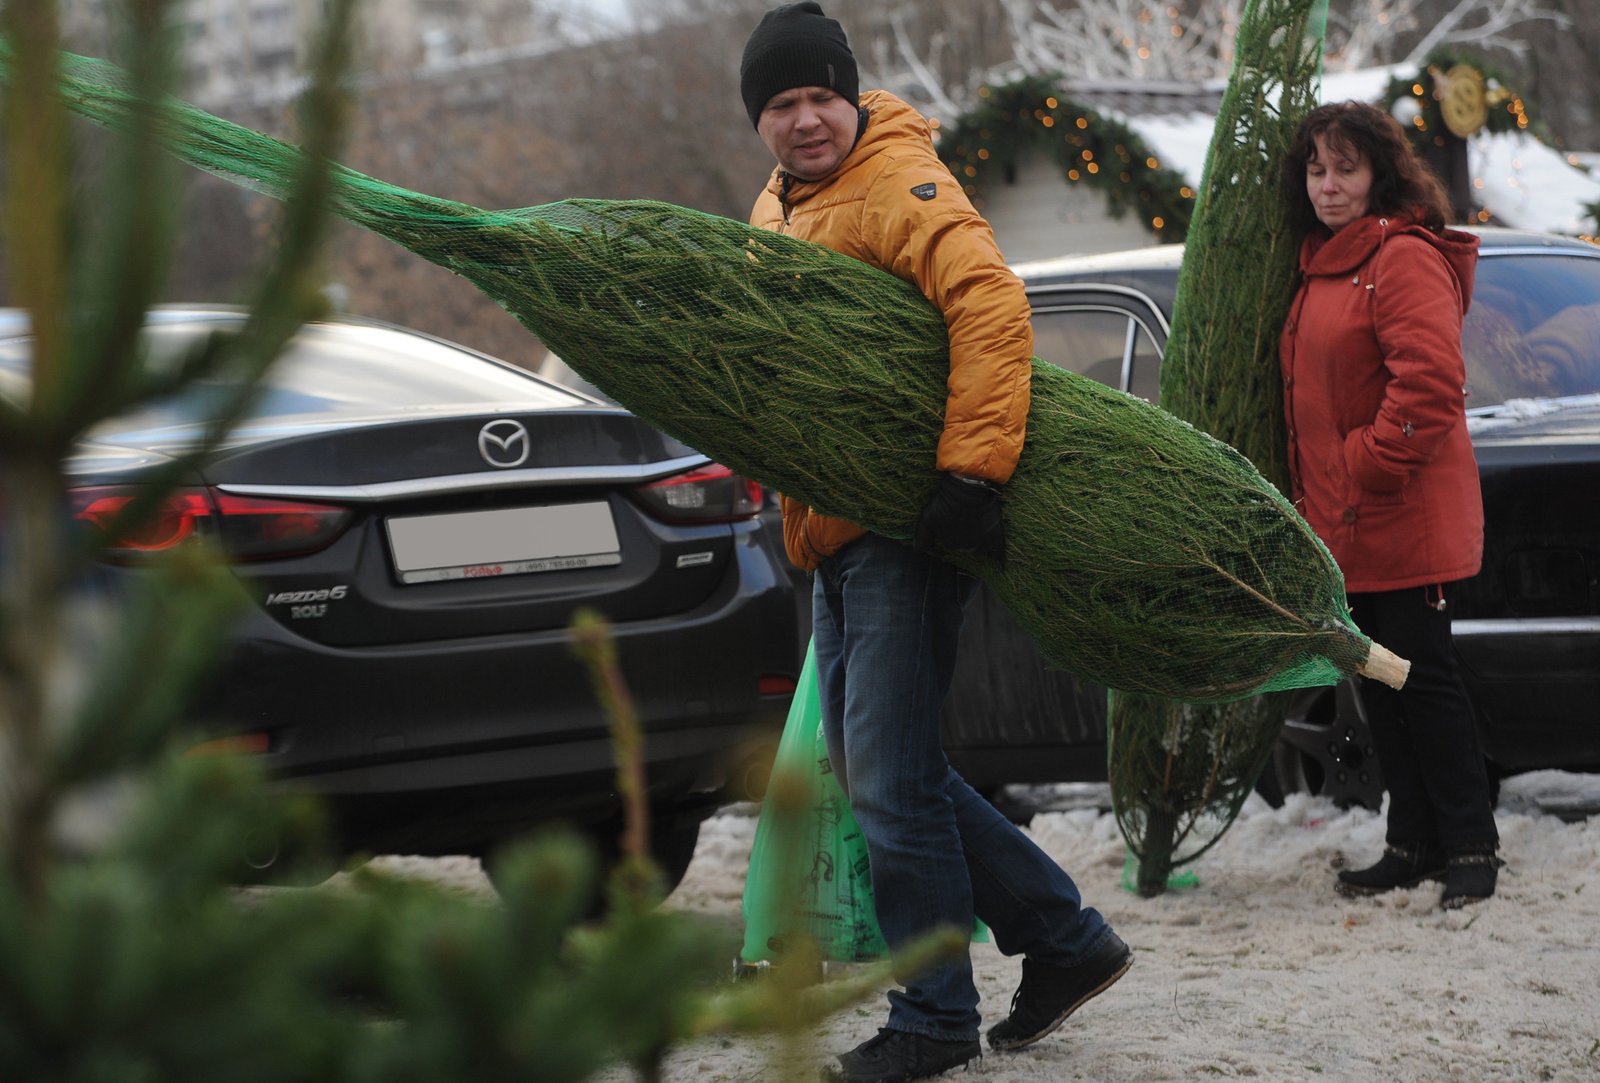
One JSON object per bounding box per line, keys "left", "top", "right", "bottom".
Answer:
{"left": 1283, "top": 100, "right": 1454, "bottom": 237}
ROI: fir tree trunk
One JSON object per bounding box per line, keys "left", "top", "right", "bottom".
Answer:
{"left": 1134, "top": 805, "right": 1180, "bottom": 898}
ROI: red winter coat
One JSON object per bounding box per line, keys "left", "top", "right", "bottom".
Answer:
{"left": 1279, "top": 212, "right": 1483, "bottom": 593}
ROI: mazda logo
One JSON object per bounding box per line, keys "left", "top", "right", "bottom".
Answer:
{"left": 478, "top": 419, "right": 530, "bottom": 468}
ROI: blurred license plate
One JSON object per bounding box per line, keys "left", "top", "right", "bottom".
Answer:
{"left": 386, "top": 501, "right": 621, "bottom": 584}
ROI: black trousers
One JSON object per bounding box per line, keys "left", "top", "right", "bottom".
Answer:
{"left": 1349, "top": 584, "right": 1499, "bottom": 852}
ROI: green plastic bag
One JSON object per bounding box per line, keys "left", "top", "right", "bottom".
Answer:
{"left": 740, "top": 639, "right": 888, "bottom": 965}
{"left": 738, "top": 640, "right": 993, "bottom": 969}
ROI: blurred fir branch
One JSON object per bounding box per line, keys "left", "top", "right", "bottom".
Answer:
{"left": 0, "top": 3, "right": 916, "bottom": 1079}
{"left": 0, "top": 0, "right": 354, "bottom": 908}
{"left": 570, "top": 608, "right": 661, "bottom": 912}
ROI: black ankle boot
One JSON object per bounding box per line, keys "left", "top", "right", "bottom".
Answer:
{"left": 1440, "top": 845, "right": 1503, "bottom": 910}
{"left": 824, "top": 1029, "right": 980, "bottom": 1082}
{"left": 1336, "top": 843, "right": 1446, "bottom": 897}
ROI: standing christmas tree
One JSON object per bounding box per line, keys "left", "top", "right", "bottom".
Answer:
{"left": 1108, "top": 0, "right": 1332, "bottom": 895}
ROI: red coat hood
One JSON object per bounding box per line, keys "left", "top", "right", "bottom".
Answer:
{"left": 1300, "top": 212, "right": 1479, "bottom": 314}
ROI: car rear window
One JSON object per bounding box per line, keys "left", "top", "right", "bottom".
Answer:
{"left": 1031, "top": 304, "right": 1164, "bottom": 401}
{"left": 0, "top": 317, "right": 587, "bottom": 429}
{"left": 1464, "top": 253, "right": 1600, "bottom": 408}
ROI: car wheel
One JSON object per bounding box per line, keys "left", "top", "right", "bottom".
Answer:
{"left": 726, "top": 741, "right": 778, "bottom": 803}
{"left": 1483, "top": 760, "right": 1504, "bottom": 810}
{"left": 639, "top": 813, "right": 703, "bottom": 896}
{"left": 1256, "top": 679, "right": 1386, "bottom": 811}
{"left": 981, "top": 786, "right": 1037, "bottom": 826}
{"left": 482, "top": 811, "right": 703, "bottom": 905}
{"left": 233, "top": 821, "right": 339, "bottom": 888}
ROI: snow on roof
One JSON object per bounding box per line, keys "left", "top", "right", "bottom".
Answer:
{"left": 1473, "top": 133, "right": 1600, "bottom": 236}
{"left": 1011, "top": 241, "right": 1185, "bottom": 280}
{"left": 1107, "top": 65, "right": 1600, "bottom": 237}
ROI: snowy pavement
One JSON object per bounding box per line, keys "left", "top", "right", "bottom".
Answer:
{"left": 368, "top": 774, "right": 1600, "bottom": 1081}
{"left": 644, "top": 773, "right": 1600, "bottom": 1082}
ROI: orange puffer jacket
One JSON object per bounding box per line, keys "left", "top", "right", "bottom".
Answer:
{"left": 749, "top": 90, "right": 1033, "bottom": 571}
{"left": 1279, "top": 211, "right": 1483, "bottom": 592}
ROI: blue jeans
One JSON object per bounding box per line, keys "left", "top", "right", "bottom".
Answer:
{"left": 812, "top": 534, "right": 1112, "bottom": 1041}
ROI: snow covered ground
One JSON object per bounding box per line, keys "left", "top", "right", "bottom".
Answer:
{"left": 379, "top": 772, "right": 1600, "bottom": 1082}
{"left": 654, "top": 773, "right": 1600, "bottom": 1082}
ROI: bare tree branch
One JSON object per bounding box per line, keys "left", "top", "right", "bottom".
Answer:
{"left": 995, "top": 0, "right": 1247, "bottom": 83}
{"left": 886, "top": 0, "right": 1577, "bottom": 106}
{"left": 888, "top": 11, "right": 961, "bottom": 117}
{"left": 1402, "top": 0, "right": 1572, "bottom": 65}
{"left": 1326, "top": 0, "right": 1428, "bottom": 70}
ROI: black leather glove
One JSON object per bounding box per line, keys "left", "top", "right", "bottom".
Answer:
{"left": 914, "top": 472, "right": 1006, "bottom": 567}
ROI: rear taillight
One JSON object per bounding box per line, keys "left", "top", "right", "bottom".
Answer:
{"left": 758, "top": 674, "right": 797, "bottom": 697}
{"left": 631, "top": 463, "right": 764, "bottom": 524}
{"left": 72, "top": 489, "right": 213, "bottom": 553}
{"left": 208, "top": 492, "right": 353, "bottom": 559}
{"left": 70, "top": 486, "right": 352, "bottom": 561}
{"left": 184, "top": 732, "right": 272, "bottom": 757}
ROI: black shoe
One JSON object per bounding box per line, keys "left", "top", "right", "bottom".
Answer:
{"left": 1335, "top": 843, "right": 1447, "bottom": 897}
{"left": 822, "top": 1029, "right": 980, "bottom": 1083}
{"left": 985, "top": 931, "right": 1132, "bottom": 1052}
{"left": 1440, "top": 847, "right": 1503, "bottom": 910}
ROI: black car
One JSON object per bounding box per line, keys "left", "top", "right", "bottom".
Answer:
{"left": 0, "top": 307, "right": 803, "bottom": 886}
{"left": 941, "top": 227, "right": 1600, "bottom": 809}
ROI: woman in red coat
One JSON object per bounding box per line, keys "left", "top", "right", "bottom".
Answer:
{"left": 1280, "top": 101, "right": 1501, "bottom": 908}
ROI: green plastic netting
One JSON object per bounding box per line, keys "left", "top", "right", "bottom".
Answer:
{"left": 12, "top": 45, "right": 1405, "bottom": 704}
{"left": 1108, "top": 0, "right": 1331, "bottom": 894}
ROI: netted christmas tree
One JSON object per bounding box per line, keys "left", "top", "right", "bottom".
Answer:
{"left": 1108, "top": 0, "right": 1331, "bottom": 895}
{"left": 0, "top": 9, "right": 936, "bottom": 1079}
{"left": 0, "top": 39, "right": 1409, "bottom": 703}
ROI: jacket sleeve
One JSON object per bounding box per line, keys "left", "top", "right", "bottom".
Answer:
{"left": 1347, "top": 236, "right": 1470, "bottom": 490}
{"left": 863, "top": 157, "right": 1033, "bottom": 484}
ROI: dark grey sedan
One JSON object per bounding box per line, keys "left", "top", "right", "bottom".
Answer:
{"left": 0, "top": 307, "right": 803, "bottom": 887}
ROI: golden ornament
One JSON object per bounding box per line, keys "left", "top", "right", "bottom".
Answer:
{"left": 1439, "top": 64, "right": 1489, "bottom": 138}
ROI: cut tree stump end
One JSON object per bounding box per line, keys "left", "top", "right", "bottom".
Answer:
{"left": 1358, "top": 641, "right": 1409, "bottom": 690}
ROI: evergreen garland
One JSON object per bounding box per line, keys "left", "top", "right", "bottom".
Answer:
{"left": 1380, "top": 50, "right": 1538, "bottom": 151}
{"left": 936, "top": 74, "right": 1197, "bottom": 243}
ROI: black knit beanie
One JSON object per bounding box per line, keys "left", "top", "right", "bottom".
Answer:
{"left": 739, "top": 2, "right": 858, "bottom": 128}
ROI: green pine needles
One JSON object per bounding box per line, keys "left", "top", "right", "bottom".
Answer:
{"left": 13, "top": 44, "right": 1404, "bottom": 705}
{"left": 1108, "top": 0, "right": 1331, "bottom": 894}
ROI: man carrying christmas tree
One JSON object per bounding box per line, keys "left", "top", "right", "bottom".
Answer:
{"left": 739, "top": 5, "right": 1132, "bottom": 1080}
